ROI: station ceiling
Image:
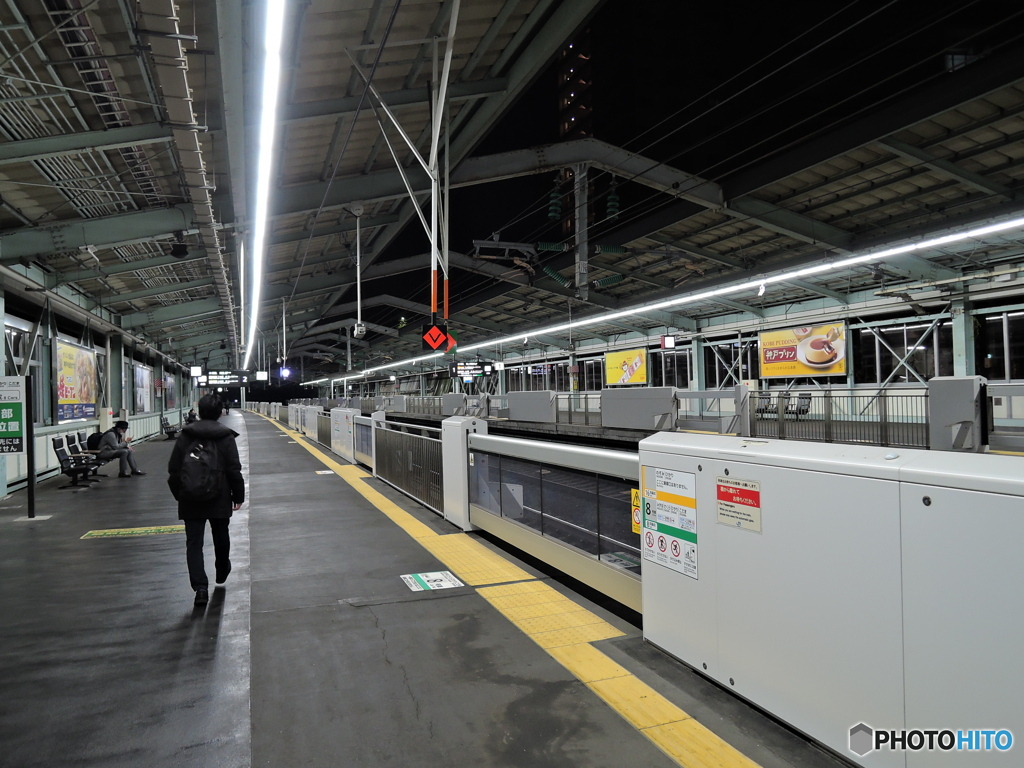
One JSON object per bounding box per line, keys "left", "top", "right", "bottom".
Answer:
{"left": 0, "top": 1, "right": 1022, "bottom": 374}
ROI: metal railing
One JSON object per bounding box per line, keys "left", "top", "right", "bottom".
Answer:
{"left": 555, "top": 393, "right": 602, "bottom": 426}
{"left": 402, "top": 396, "right": 444, "bottom": 415}
{"left": 751, "top": 390, "right": 929, "bottom": 448}
{"left": 374, "top": 423, "right": 444, "bottom": 514}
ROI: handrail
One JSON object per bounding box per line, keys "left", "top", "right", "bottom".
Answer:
{"left": 468, "top": 433, "right": 638, "bottom": 480}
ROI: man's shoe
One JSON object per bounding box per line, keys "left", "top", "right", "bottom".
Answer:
{"left": 215, "top": 565, "right": 231, "bottom": 585}
{"left": 194, "top": 589, "right": 209, "bottom": 606}
{"left": 118, "top": 472, "right": 132, "bottom": 478}
{"left": 132, "top": 470, "right": 146, "bottom": 476}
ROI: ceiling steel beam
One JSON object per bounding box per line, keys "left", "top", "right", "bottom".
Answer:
{"left": 268, "top": 215, "right": 399, "bottom": 243}
{"left": 121, "top": 297, "right": 222, "bottom": 329}
{"left": 0, "top": 203, "right": 195, "bottom": 260}
{"left": 214, "top": 0, "right": 248, "bottom": 226}
{"left": 102, "top": 278, "right": 216, "bottom": 305}
{"left": 56, "top": 250, "right": 209, "bottom": 284}
{"left": 721, "top": 43, "right": 1024, "bottom": 198}
{"left": 785, "top": 278, "right": 850, "bottom": 304}
{"left": 0, "top": 123, "right": 173, "bottom": 166}
{"left": 280, "top": 78, "right": 509, "bottom": 125}
{"left": 876, "top": 138, "right": 1014, "bottom": 199}
{"left": 714, "top": 298, "right": 765, "bottom": 318}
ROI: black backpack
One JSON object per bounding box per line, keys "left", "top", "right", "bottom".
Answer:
{"left": 178, "top": 437, "right": 223, "bottom": 502}
{"left": 86, "top": 432, "right": 102, "bottom": 451}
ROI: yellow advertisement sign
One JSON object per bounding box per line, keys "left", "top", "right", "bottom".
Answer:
{"left": 604, "top": 348, "right": 647, "bottom": 386}
{"left": 57, "top": 341, "right": 97, "bottom": 422}
{"left": 759, "top": 323, "right": 847, "bottom": 378}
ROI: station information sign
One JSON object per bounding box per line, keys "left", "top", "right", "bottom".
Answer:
{"left": 205, "top": 370, "right": 251, "bottom": 385}
{"left": 448, "top": 361, "right": 492, "bottom": 378}
{"left": 0, "top": 377, "right": 26, "bottom": 454}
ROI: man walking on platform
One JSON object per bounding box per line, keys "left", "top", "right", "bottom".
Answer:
{"left": 167, "top": 395, "right": 245, "bottom": 607}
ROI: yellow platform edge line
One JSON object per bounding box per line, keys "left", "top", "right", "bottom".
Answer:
{"left": 255, "top": 413, "right": 763, "bottom": 768}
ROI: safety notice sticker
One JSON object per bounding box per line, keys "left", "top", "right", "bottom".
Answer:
{"left": 716, "top": 476, "right": 762, "bottom": 533}
{"left": 641, "top": 466, "right": 698, "bottom": 580}
{"left": 400, "top": 571, "right": 464, "bottom": 591}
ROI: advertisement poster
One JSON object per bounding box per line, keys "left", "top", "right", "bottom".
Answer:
{"left": 0, "top": 377, "right": 25, "bottom": 454}
{"left": 604, "top": 348, "right": 648, "bottom": 386}
{"left": 163, "top": 373, "right": 177, "bottom": 409}
{"left": 134, "top": 364, "right": 153, "bottom": 414}
{"left": 759, "top": 323, "right": 847, "bottom": 378}
{"left": 56, "top": 341, "right": 97, "bottom": 422}
{"left": 641, "top": 465, "right": 698, "bottom": 580}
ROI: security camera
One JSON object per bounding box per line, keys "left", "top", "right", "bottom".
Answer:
{"left": 352, "top": 322, "right": 367, "bottom": 339}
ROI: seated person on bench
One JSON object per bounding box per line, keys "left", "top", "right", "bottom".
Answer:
{"left": 97, "top": 420, "right": 147, "bottom": 478}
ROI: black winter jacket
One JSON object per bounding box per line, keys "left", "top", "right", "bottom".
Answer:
{"left": 167, "top": 419, "right": 245, "bottom": 520}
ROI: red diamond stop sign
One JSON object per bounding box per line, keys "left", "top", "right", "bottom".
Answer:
{"left": 422, "top": 324, "right": 448, "bottom": 351}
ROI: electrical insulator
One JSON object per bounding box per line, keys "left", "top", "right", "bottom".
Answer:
{"left": 548, "top": 189, "right": 562, "bottom": 220}
{"left": 606, "top": 184, "right": 620, "bottom": 221}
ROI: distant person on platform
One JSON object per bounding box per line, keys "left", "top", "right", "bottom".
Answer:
{"left": 185, "top": 408, "right": 197, "bottom": 424}
{"left": 97, "top": 420, "right": 146, "bottom": 478}
{"left": 167, "top": 394, "right": 245, "bottom": 607}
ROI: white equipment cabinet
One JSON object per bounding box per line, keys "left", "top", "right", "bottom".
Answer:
{"left": 638, "top": 433, "right": 1024, "bottom": 767}
{"left": 330, "top": 407, "right": 359, "bottom": 464}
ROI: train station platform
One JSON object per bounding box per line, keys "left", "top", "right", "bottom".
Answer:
{"left": 0, "top": 411, "right": 847, "bottom": 768}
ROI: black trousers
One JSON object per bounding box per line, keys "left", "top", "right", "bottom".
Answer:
{"left": 184, "top": 518, "right": 230, "bottom": 591}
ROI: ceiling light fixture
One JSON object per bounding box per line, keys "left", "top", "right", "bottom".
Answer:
{"left": 242, "top": 0, "right": 287, "bottom": 371}
{"left": 318, "top": 214, "right": 1024, "bottom": 386}
{"left": 757, "top": 282, "right": 766, "bottom": 296}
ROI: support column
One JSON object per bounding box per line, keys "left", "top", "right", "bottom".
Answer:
{"left": 105, "top": 335, "right": 123, "bottom": 431}
{"left": 0, "top": 284, "right": 6, "bottom": 497}
{"left": 951, "top": 300, "right": 976, "bottom": 377}
{"left": 690, "top": 338, "right": 707, "bottom": 391}
{"left": 574, "top": 164, "right": 589, "bottom": 303}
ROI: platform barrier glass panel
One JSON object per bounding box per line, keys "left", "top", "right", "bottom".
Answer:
{"left": 469, "top": 451, "right": 640, "bottom": 575}
{"left": 317, "top": 413, "right": 331, "bottom": 445}
{"left": 354, "top": 422, "right": 373, "bottom": 467}
{"left": 374, "top": 427, "right": 443, "bottom": 514}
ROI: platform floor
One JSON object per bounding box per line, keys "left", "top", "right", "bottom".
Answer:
{"left": 0, "top": 411, "right": 849, "bottom": 768}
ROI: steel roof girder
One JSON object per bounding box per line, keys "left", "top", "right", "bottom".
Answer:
{"left": 0, "top": 204, "right": 195, "bottom": 261}
{"left": 121, "top": 297, "right": 222, "bottom": 329}
{"left": 724, "top": 197, "right": 854, "bottom": 253}
{"left": 876, "top": 138, "right": 1014, "bottom": 199}
{"left": 279, "top": 78, "right": 509, "bottom": 124}
{"left": 102, "top": 278, "right": 216, "bottom": 305}
{"left": 0, "top": 123, "right": 174, "bottom": 166}
{"left": 56, "top": 249, "right": 209, "bottom": 285}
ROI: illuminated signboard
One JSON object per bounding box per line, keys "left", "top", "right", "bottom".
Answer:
{"left": 256, "top": 371, "right": 269, "bottom": 381}
{"left": 190, "top": 365, "right": 203, "bottom": 377}
{"left": 448, "top": 362, "right": 492, "bottom": 378}
{"left": 759, "top": 323, "right": 847, "bottom": 378}
{"left": 205, "top": 370, "right": 251, "bottom": 385}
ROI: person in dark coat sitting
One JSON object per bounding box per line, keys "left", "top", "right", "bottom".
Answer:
{"left": 167, "top": 394, "right": 245, "bottom": 607}
{"left": 97, "top": 420, "right": 145, "bottom": 477}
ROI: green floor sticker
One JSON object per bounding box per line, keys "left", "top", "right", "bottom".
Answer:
{"left": 82, "top": 525, "right": 185, "bottom": 539}
{"left": 400, "top": 571, "right": 464, "bottom": 591}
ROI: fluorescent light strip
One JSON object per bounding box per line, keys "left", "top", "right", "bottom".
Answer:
{"left": 317, "top": 213, "right": 1024, "bottom": 385}
{"left": 242, "top": 0, "right": 287, "bottom": 371}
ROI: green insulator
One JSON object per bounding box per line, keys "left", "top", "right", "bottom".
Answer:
{"left": 542, "top": 265, "right": 572, "bottom": 287}
{"left": 592, "top": 274, "right": 624, "bottom": 288}
{"left": 606, "top": 187, "right": 620, "bottom": 220}
{"left": 536, "top": 242, "right": 567, "bottom": 252}
{"left": 547, "top": 190, "right": 562, "bottom": 220}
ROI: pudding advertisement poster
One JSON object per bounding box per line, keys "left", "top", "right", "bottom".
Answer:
{"left": 759, "top": 323, "right": 847, "bottom": 378}
{"left": 57, "top": 341, "right": 98, "bottom": 422}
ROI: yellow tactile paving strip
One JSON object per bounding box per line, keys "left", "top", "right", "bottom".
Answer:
{"left": 258, "top": 414, "right": 761, "bottom": 768}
